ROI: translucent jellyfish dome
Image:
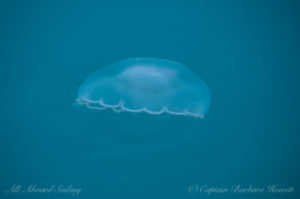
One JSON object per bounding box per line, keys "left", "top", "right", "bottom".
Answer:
{"left": 75, "top": 58, "right": 211, "bottom": 118}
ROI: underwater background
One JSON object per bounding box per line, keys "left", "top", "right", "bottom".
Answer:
{"left": 0, "top": 0, "right": 299, "bottom": 198}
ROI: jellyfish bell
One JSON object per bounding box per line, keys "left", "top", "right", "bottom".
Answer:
{"left": 75, "top": 57, "right": 211, "bottom": 118}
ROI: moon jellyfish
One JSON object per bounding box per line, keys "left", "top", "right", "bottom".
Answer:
{"left": 75, "top": 58, "right": 211, "bottom": 118}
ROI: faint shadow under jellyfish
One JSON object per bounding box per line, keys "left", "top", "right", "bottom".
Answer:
{"left": 80, "top": 111, "right": 201, "bottom": 159}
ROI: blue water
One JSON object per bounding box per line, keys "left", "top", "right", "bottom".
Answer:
{"left": 0, "top": 0, "right": 299, "bottom": 199}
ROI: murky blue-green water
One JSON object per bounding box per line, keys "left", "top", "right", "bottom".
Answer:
{"left": 0, "top": 0, "right": 299, "bottom": 199}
